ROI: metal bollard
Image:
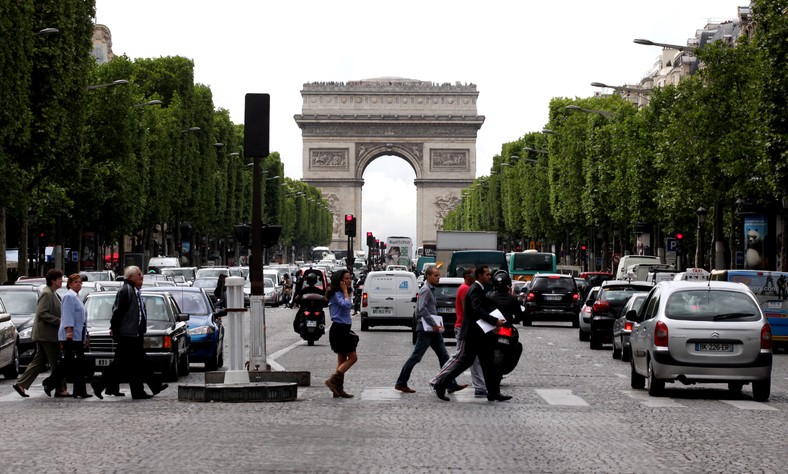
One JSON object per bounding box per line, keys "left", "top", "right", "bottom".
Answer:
{"left": 223, "top": 276, "right": 249, "bottom": 382}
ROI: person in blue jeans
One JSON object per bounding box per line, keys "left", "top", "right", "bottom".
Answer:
{"left": 394, "top": 267, "right": 466, "bottom": 394}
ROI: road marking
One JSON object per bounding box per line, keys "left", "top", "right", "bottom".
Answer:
{"left": 361, "top": 388, "right": 406, "bottom": 401}
{"left": 622, "top": 390, "right": 687, "bottom": 408}
{"left": 267, "top": 340, "right": 306, "bottom": 371}
{"left": 614, "top": 373, "right": 627, "bottom": 379}
{"left": 535, "top": 389, "right": 588, "bottom": 406}
{"left": 721, "top": 400, "right": 778, "bottom": 411}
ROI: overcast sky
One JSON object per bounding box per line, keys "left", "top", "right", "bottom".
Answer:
{"left": 95, "top": 0, "right": 747, "bottom": 252}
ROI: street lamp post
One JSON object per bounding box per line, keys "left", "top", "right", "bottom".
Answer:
{"left": 633, "top": 38, "right": 697, "bottom": 52}
{"left": 86, "top": 79, "right": 129, "bottom": 90}
{"left": 696, "top": 206, "right": 708, "bottom": 269}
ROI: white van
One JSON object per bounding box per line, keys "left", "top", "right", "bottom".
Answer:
{"left": 615, "top": 255, "right": 660, "bottom": 280}
{"left": 360, "top": 271, "right": 417, "bottom": 331}
{"left": 147, "top": 256, "right": 180, "bottom": 273}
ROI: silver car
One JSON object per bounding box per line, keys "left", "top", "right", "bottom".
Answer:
{"left": 612, "top": 292, "right": 649, "bottom": 361}
{"left": 578, "top": 286, "right": 600, "bottom": 341}
{"left": 628, "top": 281, "right": 772, "bottom": 401}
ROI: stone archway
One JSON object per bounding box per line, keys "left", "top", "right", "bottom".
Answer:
{"left": 294, "top": 78, "right": 484, "bottom": 250}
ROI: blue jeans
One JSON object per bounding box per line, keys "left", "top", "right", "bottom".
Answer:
{"left": 396, "top": 330, "right": 458, "bottom": 388}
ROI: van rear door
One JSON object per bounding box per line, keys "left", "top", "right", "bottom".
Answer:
{"left": 395, "top": 274, "right": 417, "bottom": 318}
{"left": 366, "top": 274, "right": 398, "bottom": 318}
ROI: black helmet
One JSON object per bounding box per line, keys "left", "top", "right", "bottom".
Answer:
{"left": 492, "top": 270, "right": 511, "bottom": 290}
{"left": 305, "top": 273, "right": 318, "bottom": 286}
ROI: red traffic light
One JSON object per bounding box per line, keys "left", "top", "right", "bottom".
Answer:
{"left": 367, "top": 231, "right": 372, "bottom": 237}
{"left": 676, "top": 233, "right": 683, "bottom": 240}
{"left": 39, "top": 232, "right": 45, "bottom": 238}
{"left": 345, "top": 214, "right": 353, "bottom": 222}
{"left": 581, "top": 245, "right": 587, "bottom": 251}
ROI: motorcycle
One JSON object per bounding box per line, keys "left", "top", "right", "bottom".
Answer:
{"left": 352, "top": 274, "right": 366, "bottom": 314}
{"left": 292, "top": 269, "right": 327, "bottom": 346}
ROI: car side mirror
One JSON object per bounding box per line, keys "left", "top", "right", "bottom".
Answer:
{"left": 625, "top": 309, "right": 638, "bottom": 322}
{"left": 177, "top": 313, "right": 190, "bottom": 322}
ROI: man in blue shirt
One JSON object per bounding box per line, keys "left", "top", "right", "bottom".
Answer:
{"left": 394, "top": 267, "right": 466, "bottom": 394}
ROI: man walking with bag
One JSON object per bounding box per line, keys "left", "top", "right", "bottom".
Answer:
{"left": 394, "top": 267, "right": 466, "bottom": 394}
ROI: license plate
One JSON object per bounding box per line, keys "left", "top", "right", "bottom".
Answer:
{"left": 372, "top": 308, "right": 392, "bottom": 315}
{"left": 497, "top": 337, "right": 510, "bottom": 345}
{"left": 96, "top": 358, "right": 113, "bottom": 367}
{"left": 306, "top": 320, "right": 317, "bottom": 327}
{"left": 437, "top": 307, "right": 454, "bottom": 314}
{"left": 695, "top": 343, "right": 734, "bottom": 352}
{"left": 544, "top": 295, "right": 562, "bottom": 301}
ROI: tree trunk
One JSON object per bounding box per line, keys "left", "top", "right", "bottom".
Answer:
{"left": 19, "top": 214, "right": 29, "bottom": 277}
{"left": 0, "top": 207, "right": 7, "bottom": 284}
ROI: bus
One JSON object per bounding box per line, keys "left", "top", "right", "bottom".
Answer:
{"left": 310, "top": 246, "right": 332, "bottom": 263}
{"left": 711, "top": 269, "right": 788, "bottom": 349}
{"left": 385, "top": 236, "right": 413, "bottom": 268}
{"left": 508, "top": 250, "right": 557, "bottom": 281}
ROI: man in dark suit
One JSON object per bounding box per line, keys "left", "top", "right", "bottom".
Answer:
{"left": 91, "top": 266, "right": 167, "bottom": 400}
{"left": 430, "top": 266, "right": 512, "bottom": 402}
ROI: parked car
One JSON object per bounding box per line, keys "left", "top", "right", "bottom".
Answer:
{"left": 588, "top": 280, "right": 653, "bottom": 349}
{"left": 83, "top": 291, "right": 191, "bottom": 382}
{"left": 612, "top": 292, "right": 649, "bottom": 360}
{"left": 578, "top": 286, "right": 601, "bottom": 341}
{"left": 360, "top": 270, "right": 418, "bottom": 331}
{"left": 146, "top": 287, "right": 226, "bottom": 371}
{"left": 629, "top": 281, "right": 772, "bottom": 401}
{"left": 0, "top": 298, "right": 19, "bottom": 379}
{"left": 523, "top": 273, "right": 581, "bottom": 327}
{"left": 410, "top": 277, "right": 463, "bottom": 344}
{"left": 0, "top": 285, "right": 41, "bottom": 371}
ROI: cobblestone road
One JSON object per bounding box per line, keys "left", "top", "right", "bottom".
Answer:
{"left": 2, "top": 306, "right": 787, "bottom": 473}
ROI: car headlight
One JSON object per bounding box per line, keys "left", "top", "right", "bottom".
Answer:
{"left": 18, "top": 327, "right": 32, "bottom": 339}
{"left": 189, "top": 326, "right": 214, "bottom": 336}
{"left": 143, "top": 336, "right": 165, "bottom": 349}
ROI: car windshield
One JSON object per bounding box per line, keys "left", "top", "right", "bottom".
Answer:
{"left": 264, "top": 278, "right": 274, "bottom": 289}
{"left": 81, "top": 271, "right": 110, "bottom": 281}
{"left": 196, "top": 268, "right": 228, "bottom": 279}
{"left": 162, "top": 268, "right": 196, "bottom": 280}
{"left": 531, "top": 277, "right": 574, "bottom": 292}
{"left": 86, "top": 294, "right": 172, "bottom": 329}
{"left": 0, "top": 291, "right": 37, "bottom": 313}
{"left": 166, "top": 292, "right": 210, "bottom": 315}
{"left": 602, "top": 290, "right": 644, "bottom": 304}
{"left": 193, "top": 278, "right": 218, "bottom": 289}
{"left": 434, "top": 284, "right": 460, "bottom": 298}
{"left": 665, "top": 290, "right": 761, "bottom": 321}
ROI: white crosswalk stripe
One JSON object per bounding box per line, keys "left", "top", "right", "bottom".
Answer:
{"left": 535, "top": 388, "right": 589, "bottom": 406}
{"left": 622, "top": 390, "right": 687, "bottom": 408}
{"left": 720, "top": 400, "right": 778, "bottom": 411}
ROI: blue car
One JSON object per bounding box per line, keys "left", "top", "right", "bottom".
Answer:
{"left": 147, "top": 286, "right": 226, "bottom": 371}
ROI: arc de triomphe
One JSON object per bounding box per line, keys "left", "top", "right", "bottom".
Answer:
{"left": 294, "top": 78, "right": 484, "bottom": 250}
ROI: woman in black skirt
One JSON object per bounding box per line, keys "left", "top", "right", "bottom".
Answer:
{"left": 324, "top": 270, "right": 358, "bottom": 398}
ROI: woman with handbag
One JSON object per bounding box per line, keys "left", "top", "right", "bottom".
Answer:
{"left": 43, "top": 274, "right": 93, "bottom": 398}
{"left": 324, "top": 269, "right": 358, "bottom": 398}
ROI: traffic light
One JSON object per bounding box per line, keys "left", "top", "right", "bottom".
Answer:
{"left": 675, "top": 232, "right": 683, "bottom": 255}
{"left": 344, "top": 214, "right": 356, "bottom": 237}
{"left": 367, "top": 232, "right": 374, "bottom": 247}
{"left": 375, "top": 238, "right": 380, "bottom": 249}
{"left": 381, "top": 242, "right": 387, "bottom": 252}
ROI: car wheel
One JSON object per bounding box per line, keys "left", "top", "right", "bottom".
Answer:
{"left": 179, "top": 351, "right": 190, "bottom": 376}
{"left": 578, "top": 329, "right": 590, "bottom": 342}
{"left": 752, "top": 379, "right": 770, "bottom": 402}
{"left": 360, "top": 318, "right": 369, "bottom": 331}
{"left": 589, "top": 332, "right": 602, "bottom": 350}
{"left": 630, "top": 359, "right": 645, "bottom": 389}
{"left": 612, "top": 345, "right": 621, "bottom": 359}
{"left": 2, "top": 344, "right": 19, "bottom": 379}
{"left": 166, "top": 355, "right": 179, "bottom": 382}
{"left": 727, "top": 382, "right": 744, "bottom": 393}
{"left": 621, "top": 346, "right": 631, "bottom": 362}
{"left": 647, "top": 359, "right": 664, "bottom": 396}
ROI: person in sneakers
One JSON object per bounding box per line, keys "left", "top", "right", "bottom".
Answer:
{"left": 394, "top": 267, "right": 466, "bottom": 395}
{"left": 324, "top": 270, "right": 358, "bottom": 398}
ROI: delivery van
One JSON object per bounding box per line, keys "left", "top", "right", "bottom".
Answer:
{"left": 360, "top": 271, "right": 417, "bottom": 331}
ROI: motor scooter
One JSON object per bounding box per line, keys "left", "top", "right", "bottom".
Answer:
{"left": 292, "top": 269, "right": 327, "bottom": 346}
{"left": 353, "top": 274, "right": 366, "bottom": 314}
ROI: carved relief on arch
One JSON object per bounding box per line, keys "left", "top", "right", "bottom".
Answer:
{"left": 434, "top": 192, "right": 460, "bottom": 229}
{"left": 355, "top": 142, "right": 424, "bottom": 177}
{"left": 430, "top": 149, "right": 469, "bottom": 172}
{"left": 322, "top": 192, "right": 341, "bottom": 236}
{"left": 310, "top": 149, "right": 349, "bottom": 170}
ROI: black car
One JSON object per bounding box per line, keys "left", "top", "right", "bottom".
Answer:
{"left": 587, "top": 281, "right": 653, "bottom": 349}
{"left": 83, "top": 291, "right": 191, "bottom": 381}
{"left": 0, "top": 285, "right": 41, "bottom": 372}
{"left": 523, "top": 273, "right": 581, "bottom": 326}
{"left": 411, "top": 277, "right": 463, "bottom": 344}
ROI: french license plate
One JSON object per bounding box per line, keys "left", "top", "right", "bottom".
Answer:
{"left": 373, "top": 308, "right": 392, "bottom": 315}
{"left": 497, "top": 337, "right": 510, "bottom": 345}
{"left": 544, "top": 295, "right": 562, "bottom": 301}
{"left": 96, "top": 358, "right": 113, "bottom": 367}
{"left": 437, "top": 307, "right": 454, "bottom": 314}
{"left": 306, "top": 320, "right": 317, "bottom": 327}
{"left": 695, "top": 343, "right": 734, "bottom": 352}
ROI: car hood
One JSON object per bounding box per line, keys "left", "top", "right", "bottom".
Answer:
{"left": 11, "top": 313, "right": 35, "bottom": 330}
{"left": 87, "top": 320, "right": 177, "bottom": 332}
{"left": 186, "top": 315, "right": 213, "bottom": 329}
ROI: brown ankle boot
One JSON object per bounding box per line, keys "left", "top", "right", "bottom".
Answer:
{"left": 324, "top": 372, "right": 340, "bottom": 398}
{"left": 335, "top": 372, "right": 354, "bottom": 398}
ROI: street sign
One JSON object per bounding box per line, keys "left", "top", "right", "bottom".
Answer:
{"left": 71, "top": 251, "right": 79, "bottom": 263}
{"left": 736, "top": 251, "right": 744, "bottom": 266}
{"left": 666, "top": 237, "right": 677, "bottom": 252}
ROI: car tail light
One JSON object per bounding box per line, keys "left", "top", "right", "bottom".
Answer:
{"left": 654, "top": 321, "right": 668, "bottom": 347}
{"left": 572, "top": 292, "right": 579, "bottom": 303}
{"left": 163, "top": 335, "right": 172, "bottom": 349}
{"left": 304, "top": 311, "right": 312, "bottom": 316}
{"left": 624, "top": 321, "right": 633, "bottom": 332}
{"left": 527, "top": 292, "right": 535, "bottom": 302}
{"left": 497, "top": 327, "right": 513, "bottom": 337}
{"left": 761, "top": 323, "right": 772, "bottom": 350}
{"left": 362, "top": 293, "right": 368, "bottom": 308}
{"left": 592, "top": 300, "right": 610, "bottom": 314}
